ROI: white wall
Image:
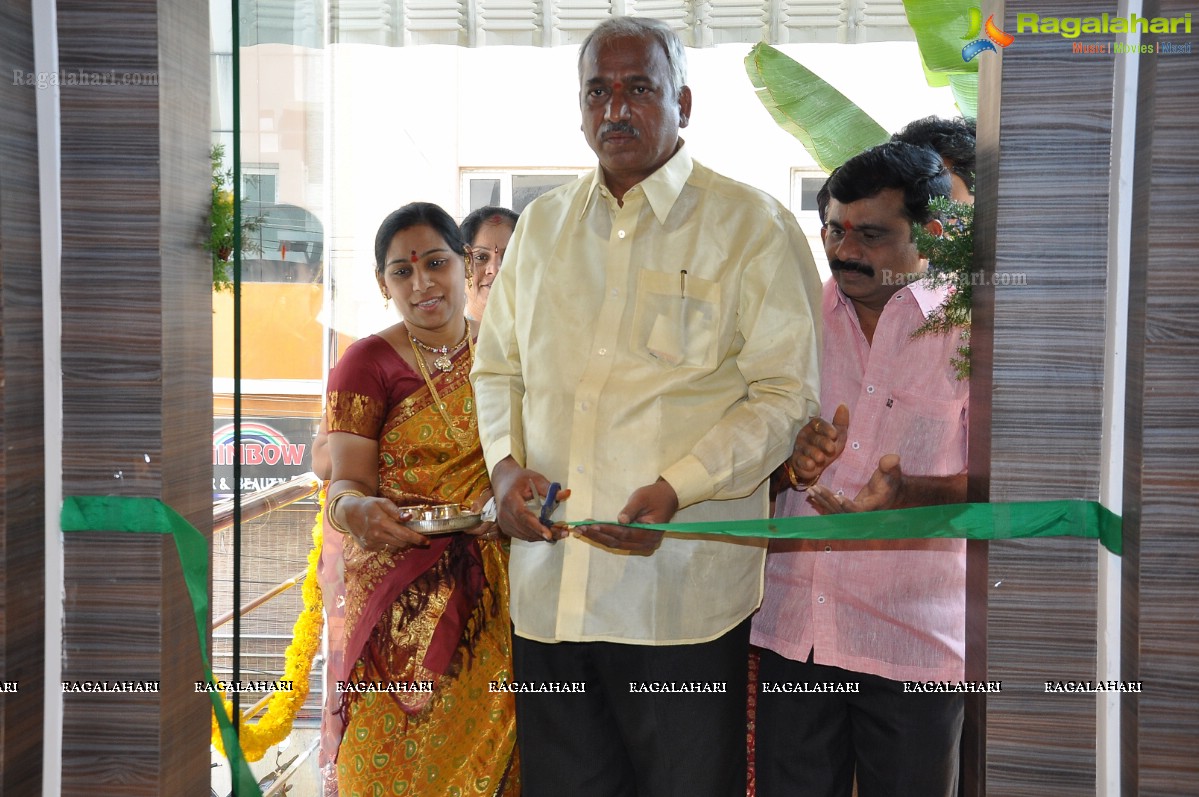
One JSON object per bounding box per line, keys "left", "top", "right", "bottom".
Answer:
{"left": 320, "top": 41, "right": 960, "bottom": 336}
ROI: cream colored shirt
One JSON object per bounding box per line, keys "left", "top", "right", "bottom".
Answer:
{"left": 471, "top": 145, "right": 822, "bottom": 644}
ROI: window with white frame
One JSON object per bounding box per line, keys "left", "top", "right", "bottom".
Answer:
{"left": 242, "top": 163, "right": 280, "bottom": 204}
{"left": 791, "top": 167, "right": 831, "bottom": 277}
{"left": 461, "top": 169, "right": 590, "bottom": 216}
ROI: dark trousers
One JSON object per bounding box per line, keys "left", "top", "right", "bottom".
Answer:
{"left": 511, "top": 619, "right": 751, "bottom": 797}
{"left": 755, "top": 647, "right": 963, "bottom": 797}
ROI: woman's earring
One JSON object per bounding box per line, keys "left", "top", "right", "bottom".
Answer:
{"left": 381, "top": 290, "right": 391, "bottom": 307}
{"left": 464, "top": 251, "right": 474, "bottom": 289}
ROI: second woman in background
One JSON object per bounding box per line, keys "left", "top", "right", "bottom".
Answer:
{"left": 461, "top": 205, "right": 518, "bottom": 323}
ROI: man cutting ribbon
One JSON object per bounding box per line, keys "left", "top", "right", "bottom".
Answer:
{"left": 471, "top": 16, "right": 821, "bottom": 796}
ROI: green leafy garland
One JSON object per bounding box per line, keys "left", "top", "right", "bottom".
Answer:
{"left": 912, "top": 196, "right": 974, "bottom": 379}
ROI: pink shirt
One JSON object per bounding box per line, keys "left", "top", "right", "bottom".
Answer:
{"left": 751, "top": 278, "right": 969, "bottom": 683}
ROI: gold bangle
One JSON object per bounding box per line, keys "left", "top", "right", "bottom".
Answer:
{"left": 781, "top": 460, "right": 815, "bottom": 491}
{"left": 327, "top": 489, "right": 367, "bottom": 535}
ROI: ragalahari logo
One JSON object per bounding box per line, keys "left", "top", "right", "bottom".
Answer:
{"left": 962, "top": 7, "right": 1014, "bottom": 61}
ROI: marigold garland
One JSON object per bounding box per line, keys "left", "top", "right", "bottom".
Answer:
{"left": 211, "top": 490, "right": 326, "bottom": 762}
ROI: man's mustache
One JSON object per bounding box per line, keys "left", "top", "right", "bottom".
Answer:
{"left": 829, "top": 259, "right": 875, "bottom": 278}
{"left": 600, "top": 121, "right": 638, "bottom": 138}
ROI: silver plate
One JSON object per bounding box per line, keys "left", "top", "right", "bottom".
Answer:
{"left": 403, "top": 504, "right": 482, "bottom": 535}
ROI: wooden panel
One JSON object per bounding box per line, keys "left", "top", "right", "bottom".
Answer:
{"left": 1122, "top": 0, "right": 1199, "bottom": 793}
{"left": 158, "top": 0, "right": 215, "bottom": 792}
{"left": 0, "top": 0, "right": 47, "bottom": 791}
{"left": 979, "top": 2, "right": 1114, "bottom": 793}
{"left": 62, "top": 535, "right": 186, "bottom": 790}
{"left": 56, "top": 0, "right": 212, "bottom": 792}
{"left": 962, "top": 30, "right": 1002, "bottom": 797}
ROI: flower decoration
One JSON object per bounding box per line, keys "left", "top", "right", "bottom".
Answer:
{"left": 211, "top": 490, "right": 326, "bottom": 762}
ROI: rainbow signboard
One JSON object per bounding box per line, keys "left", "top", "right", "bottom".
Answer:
{"left": 212, "top": 417, "right": 315, "bottom": 498}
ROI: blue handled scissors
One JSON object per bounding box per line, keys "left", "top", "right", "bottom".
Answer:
{"left": 539, "top": 482, "right": 561, "bottom": 528}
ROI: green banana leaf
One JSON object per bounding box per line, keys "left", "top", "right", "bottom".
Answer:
{"left": 903, "top": 0, "right": 980, "bottom": 74}
{"left": 743, "top": 43, "right": 889, "bottom": 173}
{"left": 948, "top": 73, "right": 978, "bottom": 120}
{"left": 744, "top": 1, "right": 981, "bottom": 168}
{"left": 906, "top": 0, "right": 980, "bottom": 117}
{"left": 917, "top": 46, "right": 979, "bottom": 119}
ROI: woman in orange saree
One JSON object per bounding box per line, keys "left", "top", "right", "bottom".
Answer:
{"left": 324, "top": 202, "right": 518, "bottom": 797}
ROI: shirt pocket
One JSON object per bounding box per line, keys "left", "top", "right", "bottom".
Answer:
{"left": 629, "top": 268, "right": 722, "bottom": 370}
{"left": 877, "top": 388, "right": 967, "bottom": 474}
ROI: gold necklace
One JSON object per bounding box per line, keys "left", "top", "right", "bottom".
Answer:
{"left": 409, "top": 325, "right": 470, "bottom": 372}
{"left": 409, "top": 321, "right": 476, "bottom": 448}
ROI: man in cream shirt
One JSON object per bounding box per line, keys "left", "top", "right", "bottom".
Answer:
{"left": 471, "top": 16, "right": 821, "bottom": 796}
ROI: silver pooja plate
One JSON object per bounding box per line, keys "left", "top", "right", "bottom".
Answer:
{"left": 404, "top": 504, "right": 482, "bottom": 535}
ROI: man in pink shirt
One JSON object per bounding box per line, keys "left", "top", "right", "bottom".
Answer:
{"left": 752, "top": 141, "right": 969, "bottom": 797}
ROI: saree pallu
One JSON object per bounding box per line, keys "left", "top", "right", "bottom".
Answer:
{"left": 326, "top": 335, "right": 518, "bottom": 797}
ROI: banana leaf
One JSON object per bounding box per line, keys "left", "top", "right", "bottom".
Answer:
{"left": 743, "top": 43, "right": 889, "bottom": 173}
{"left": 948, "top": 73, "right": 978, "bottom": 120}
{"left": 903, "top": 0, "right": 980, "bottom": 73}
{"left": 904, "top": 0, "right": 980, "bottom": 116}
{"left": 744, "top": 1, "right": 980, "bottom": 169}
{"left": 918, "top": 49, "right": 978, "bottom": 119}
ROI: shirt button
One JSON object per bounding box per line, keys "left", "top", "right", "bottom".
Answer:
{"left": 580, "top": 401, "right": 590, "bottom": 411}
{"left": 576, "top": 465, "right": 585, "bottom": 474}
{"left": 836, "top": 490, "right": 844, "bottom": 497}
{"left": 851, "top": 441, "right": 860, "bottom": 450}
{"left": 611, "top": 289, "right": 618, "bottom": 296}
{"left": 824, "top": 545, "right": 832, "bottom": 553}
{"left": 598, "top": 348, "right": 607, "bottom": 356}
{"left": 617, "top": 230, "right": 626, "bottom": 239}
{"left": 866, "top": 385, "right": 875, "bottom": 394}
{"left": 817, "top": 595, "right": 826, "bottom": 604}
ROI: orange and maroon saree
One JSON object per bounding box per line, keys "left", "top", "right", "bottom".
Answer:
{"left": 325, "top": 333, "right": 518, "bottom": 797}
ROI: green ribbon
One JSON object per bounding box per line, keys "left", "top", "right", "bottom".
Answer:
{"left": 595, "top": 499, "right": 1123, "bottom": 556}
{"left": 56, "top": 494, "right": 1118, "bottom": 797}
{"left": 61, "top": 496, "right": 263, "bottom": 797}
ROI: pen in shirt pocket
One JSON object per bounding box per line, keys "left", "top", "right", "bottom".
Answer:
{"left": 679, "top": 269, "right": 689, "bottom": 352}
